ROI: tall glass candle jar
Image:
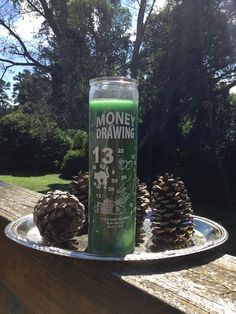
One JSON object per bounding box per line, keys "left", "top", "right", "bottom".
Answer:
{"left": 88, "top": 77, "right": 139, "bottom": 256}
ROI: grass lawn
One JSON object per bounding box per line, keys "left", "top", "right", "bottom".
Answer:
{"left": 0, "top": 173, "right": 70, "bottom": 193}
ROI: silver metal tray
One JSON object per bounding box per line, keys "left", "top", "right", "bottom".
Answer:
{"left": 5, "top": 214, "right": 228, "bottom": 261}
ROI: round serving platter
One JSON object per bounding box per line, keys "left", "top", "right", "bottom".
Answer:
{"left": 5, "top": 214, "right": 228, "bottom": 261}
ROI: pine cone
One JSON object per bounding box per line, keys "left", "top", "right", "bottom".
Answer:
{"left": 68, "top": 171, "right": 89, "bottom": 230}
{"left": 151, "top": 173, "right": 194, "bottom": 246}
{"left": 33, "top": 190, "right": 85, "bottom": 244}
{"left": 136, "top": 180, "right": 150, "bottom": 244}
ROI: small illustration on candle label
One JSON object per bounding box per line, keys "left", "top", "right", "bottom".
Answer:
{"left": 118, "top": 159, "right": 133, "bottom": 170}
{"left": 94, "top": 198, "right": 114, "bottom": 214}
{"left": 94, "top": 167, "right": 109, "bottom": 189}
{"left": 94, "top": 178, "right": 132, "bottom": 215}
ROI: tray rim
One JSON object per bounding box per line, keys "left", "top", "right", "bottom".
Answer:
{"left": 4, "top": 214, "right": 228, "bottom": 261}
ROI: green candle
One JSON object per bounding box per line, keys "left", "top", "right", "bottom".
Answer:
{"left": 88, "top": 80, "right": 138, "bottom": 256}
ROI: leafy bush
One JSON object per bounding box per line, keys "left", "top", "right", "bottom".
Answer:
{"left": 66, "top": 129, "right": 88, "bottom": 151}
{"left": 0, "top": 111, "right": 71, "bottom": 172}
{"left": 60, "top": 129, "right": 88, "bottom": 178}
{"left": 60, "top": 149, "right": 88, "bottom": 179}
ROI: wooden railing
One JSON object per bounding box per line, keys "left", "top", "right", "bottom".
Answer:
{"left": 0, "top": 181, "right": 235, "bottom": 314}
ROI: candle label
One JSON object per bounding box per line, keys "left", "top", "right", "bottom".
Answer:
{"left": 96, "top": 111, "right": 135, "bottom": 139}
{"left": 89, "top": 99, "right": 138, "bottom": 255}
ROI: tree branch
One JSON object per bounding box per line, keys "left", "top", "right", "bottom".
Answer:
{"left": 143, "top": 0, "right": 156, "bottom": 30}
{"left": 0, "top": 57, "right": 48, "bottom": 79}
{"left": 213, "top": 67, "right": 236, "bottom": 82}
{"left": 0, "top": 64, "right": 14, "bottom": 80}
{"left": 131, "top": 0, "right": 156, "bottom": 78}
{"left": 25, "top": 0, "right": 45, "bottom": 18}
{"left": 223, "top": 80, "right": 236, "bottom": 92}
{"left": 131, "top": 0, "right": 147, "bottom": 78}
{"left": 38, "top": 0, "right": 61, "bottom": 38}
{"left": 0, "top": 57, "right": 39, "bottom": 67}
{"left": 0, "top": 0, "right": 9, "bottom": 10}
{"left": 0, "top": 58, "right": 37, "bottom": 80}
{"left": 0, "top": 19, "right": 48, "bottom": 70}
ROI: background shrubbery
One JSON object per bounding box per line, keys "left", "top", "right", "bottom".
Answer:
{"left": 60, "top": 130, "right": 88, "bottom": 178}
{"left": 0, "top": 110, "right": 89, "bottom": 175}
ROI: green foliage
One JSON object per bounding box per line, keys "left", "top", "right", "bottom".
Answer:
{"left": 0, "top": 79, "right": 11, "bottom": 116}
{"left": 13, "top": 69, "right": 52, "bottom": 115}
{"left": 0, "top": 111, "right": 70, "bottom": 171}
{"left": 68, "top": 0, "right": 131, "bottom": 75}
{"left": 66, "top": 129, "right": 89, "bottom": 151}
{"left": 135, "top": 0, "right": 236, "bottom": 210}
{"left": 179, "top": 117, "right": 195, "bottom": 136}
{"left": 138, "top": 0, "right": 236, "bottom": 168}
{"left": 228, "top": 94, "right": 236, "bottom": 142}
{"left": 40, "top": 0, "right": 131, "bottom": 129}
{"left": 229, "top": 93, "right": 236, "bottom": 104}
{"left": 60, "top": 129, "right": 89, "bottom": 178}
{"left": 60, "top": 149, "right": 88, "bottom": 179}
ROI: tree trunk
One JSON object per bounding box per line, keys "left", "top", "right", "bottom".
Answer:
{"left": 131, "top": 0, "right": 147, "bottom": 78}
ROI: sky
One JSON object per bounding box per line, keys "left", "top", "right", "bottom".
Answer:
{"left": 154, "top": 0, "right": 167, "bottom": 10}
{"left": 1, "top": 0, "right": 235, "bottom": 97}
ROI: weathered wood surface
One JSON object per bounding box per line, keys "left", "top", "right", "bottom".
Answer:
{"left": 0, "top": 181, "right": 236, "bottom": 314}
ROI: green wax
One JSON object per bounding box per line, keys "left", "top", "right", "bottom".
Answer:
{"left": 88, "top": 99, "right": 138, "bottom": 256}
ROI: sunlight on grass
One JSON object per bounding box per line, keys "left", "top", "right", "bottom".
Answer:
{"left": 0, "top": 174, "right": 70, "bottom": 193}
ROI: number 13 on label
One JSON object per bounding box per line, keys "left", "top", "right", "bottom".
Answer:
{"left": 93, "top": 146, "right": 114, "bottom": 164}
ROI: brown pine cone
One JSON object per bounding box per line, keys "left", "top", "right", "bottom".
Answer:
{"left": 136, "top": 180, "right": 150, "bottom": 244}
{"left": 151, "top": 173, "right": 194, "bottom": 246}
{"left": 68, "top": 171, "right": 89, "bottom": 231}
{"left": 33, "top": 190, "right": 85, "bottom": 244}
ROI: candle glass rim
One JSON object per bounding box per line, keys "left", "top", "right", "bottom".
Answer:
{"left": 89, "top": 76, "right": 138, "bottom": 86}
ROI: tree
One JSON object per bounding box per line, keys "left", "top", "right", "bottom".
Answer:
{"left": 0, "top": 79, "right": 11, "bottom": 116}
{"left": 45, "top": 0, "right": 132, "bottom": 128}
{"left": 13, "top": 69, "right": 51, "bottom": 114}
{"left": 128, "top": 0, "right": 157, "bottom": 78}
{"left": 0, "top": 0, "right": 131, "bottom": 128}
{"left": 137, "top": 0, "right": 236, "bottom": 181}
{"left": 120, "top": 0, "right": 158, "bottom": 78}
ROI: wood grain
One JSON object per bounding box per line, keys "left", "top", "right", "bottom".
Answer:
{"left": 0, "top": 181, "right": 40, "bottom": 221}
{"left": 117, "top": 256, "right": 236, "bottom": 313}
{"left": 0, "top": 221, "right": 176, "bottom": 314}
{"left": 0, "top": 181, "right": 235, "bottom": 314}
